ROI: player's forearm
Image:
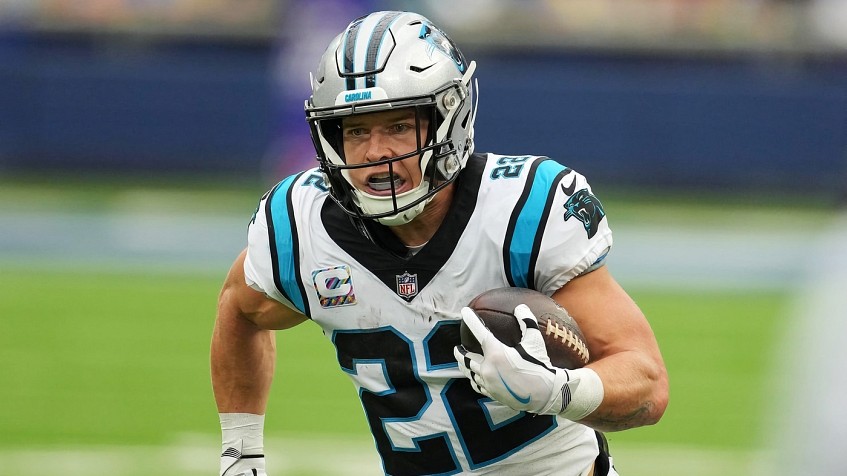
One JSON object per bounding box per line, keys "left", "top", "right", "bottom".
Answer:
{"left": 578, "top": 351, "right": 668, "bottom": 432}
{"left": 211, "top": 302, "right": 276, "bottom": 414}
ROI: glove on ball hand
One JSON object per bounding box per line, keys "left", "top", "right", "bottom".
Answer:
{"left": 454, "top": 304, "right": 602, "bottom": 419}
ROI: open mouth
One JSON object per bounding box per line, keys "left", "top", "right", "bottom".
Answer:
{"left": 367, "top": 173, "right": 406, "bottom": 195}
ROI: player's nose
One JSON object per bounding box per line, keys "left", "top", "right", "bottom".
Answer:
{"left": 364, "top": 131, "right": 392, "bottom": 163}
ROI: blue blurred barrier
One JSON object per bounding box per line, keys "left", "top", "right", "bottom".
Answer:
{"left": 473, "top": 51, "right": 847, "bottom": 197}
{"left": 1, "top": 32, "right": 845, "bottom": 196}
{"left": 0, "top": 32, "right": 274, "bottom": 178}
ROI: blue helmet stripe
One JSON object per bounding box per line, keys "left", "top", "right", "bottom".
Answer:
{"left": 342, "top": 17, "right": 364, "bottom": 91}
{"left": 364, "top": 11, "right": 403, "bottom": 88}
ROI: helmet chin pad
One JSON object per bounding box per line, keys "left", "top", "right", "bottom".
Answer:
{"left": 376, "top": 200, "right": 430, "bottom": 226}
{"left": 349, "top": 173, "right": 434, "bottom": 226}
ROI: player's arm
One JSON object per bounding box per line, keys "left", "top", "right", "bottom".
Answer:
{"left": 456, "top": 266, "right": 667, "bottom": 432}
{"left": 552, "top": 265, "right": 669, "bottom": 432}
{"left": 211, "top": 248, "right": 307, "bottom": 475}
{"left": 212, "top": 247, "right": 306, "bottom": 412}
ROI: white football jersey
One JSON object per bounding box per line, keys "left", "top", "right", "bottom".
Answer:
{"left": 244, "top": 153, "right": 614, "bottom": 475}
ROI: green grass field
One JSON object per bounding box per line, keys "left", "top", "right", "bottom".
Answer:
{"left": 0, "top": 178, "right": 825, "bottom": 475}
{"left": 0, "top": 268, "right": 788, "bottom": 468}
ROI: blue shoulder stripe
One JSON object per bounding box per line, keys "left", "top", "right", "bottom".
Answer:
{"left": 504, "top": 159, "right": 571, "bottom": 289}
{"left": 266, "top": 173, "right": 309, "bottom": 315}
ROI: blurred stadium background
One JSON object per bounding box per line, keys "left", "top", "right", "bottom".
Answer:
{"left": 1, "top": 0, "right": 845, "bottom": 475}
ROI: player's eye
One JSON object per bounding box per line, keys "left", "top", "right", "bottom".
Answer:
{"left": 344, "top": 127, "right": 367, "bottom": 138}
{"left": 389, "top": 123, "right": 413, "bottom": 134}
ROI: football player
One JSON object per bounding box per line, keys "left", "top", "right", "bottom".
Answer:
{"left": 212, "top": 10, "right": 668, "bottom": 476}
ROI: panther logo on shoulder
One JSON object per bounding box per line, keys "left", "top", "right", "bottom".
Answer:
{"left": 562, "top": 187, "right": 606, "bottom": 239}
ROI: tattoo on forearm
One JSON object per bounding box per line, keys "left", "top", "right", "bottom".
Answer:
{"left": 581, "top": 402, "right": 655, "bottom": 432}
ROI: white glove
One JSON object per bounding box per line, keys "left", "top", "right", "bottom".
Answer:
{"left": 221, "top": 453, "right": 266, "bottom": 476}
{"left": 454, "top": 304, "right": 604, "bottom": 419}
{"left": 220, "top": 413, "right": 267, "bottom": 476}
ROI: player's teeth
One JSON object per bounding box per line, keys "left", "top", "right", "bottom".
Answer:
{"left": 369, "top": 174, "right": 402, "bottom": 191}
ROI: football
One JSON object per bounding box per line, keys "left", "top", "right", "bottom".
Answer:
{"left": 460, "top": 287, "right": 590, "bottom": 369}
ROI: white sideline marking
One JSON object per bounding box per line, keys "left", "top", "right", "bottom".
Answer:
{"left": 0, "top": 435, "right": 771, "bottom": 476}
{"left": 761, "top": 212, "right": 847, "bottom": 475}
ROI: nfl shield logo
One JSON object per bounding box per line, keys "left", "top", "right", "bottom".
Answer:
{"left": 396, "top": 271, "right": 419, "bottom": 299}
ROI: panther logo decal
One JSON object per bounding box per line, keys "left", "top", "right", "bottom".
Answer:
{"left": 418, "top": 22, "right": 466, "bottom": 72}
{"left": 562, "top": 187, "right": 606, "bottom": 239}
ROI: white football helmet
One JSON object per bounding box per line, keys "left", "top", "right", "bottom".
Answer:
{"left": 305, "top": 11, "right": 477, "bottom": 226}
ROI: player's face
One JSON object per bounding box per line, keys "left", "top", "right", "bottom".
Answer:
{"left": 341, "top": 108, "right": 429, "bottom": 197}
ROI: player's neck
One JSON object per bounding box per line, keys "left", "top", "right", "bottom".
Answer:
{"left": 389, "top": 183, "right": 455, "bottom": 247}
